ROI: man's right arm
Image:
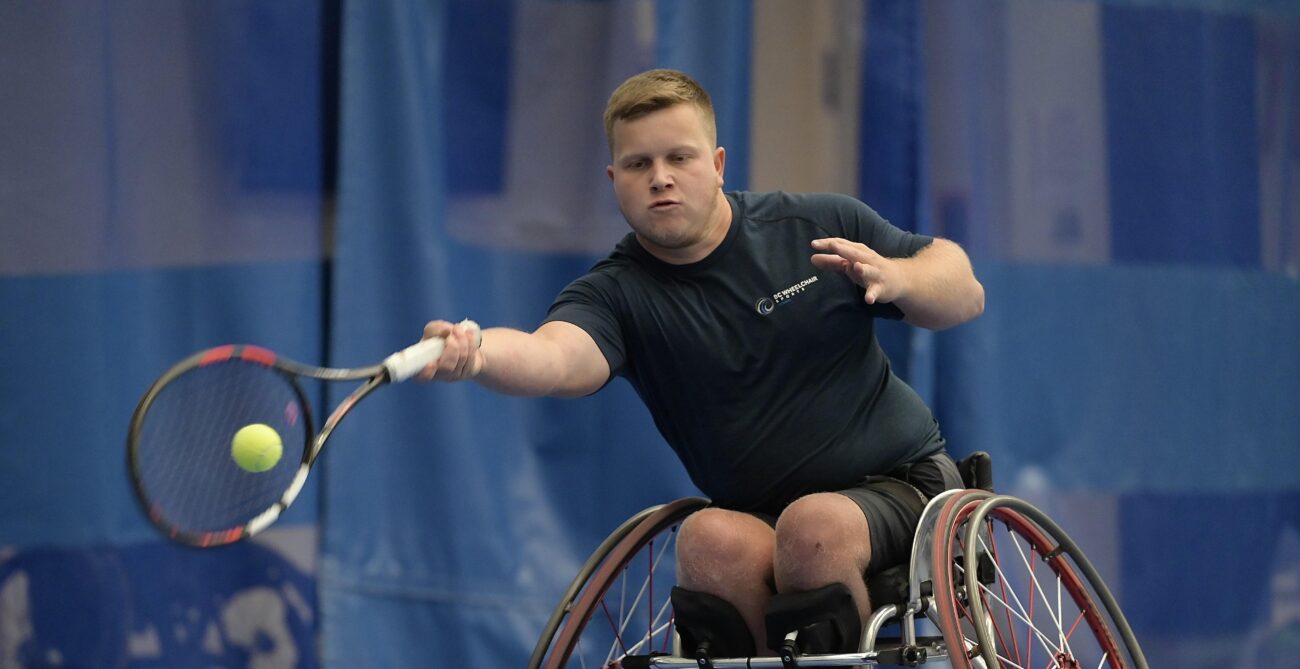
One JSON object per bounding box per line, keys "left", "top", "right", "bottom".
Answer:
{"left": 416, "top": 320, "right": 610, "bottom": 398}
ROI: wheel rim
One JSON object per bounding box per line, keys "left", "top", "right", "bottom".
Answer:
{"left": 940, "top": 498, "right": 1134, "bottom": 669}
{"left": 545, "top": 499, "right": 705, "bottom": 669}
{"left": 930, "top": 490, "right": 994, "bottom": 668}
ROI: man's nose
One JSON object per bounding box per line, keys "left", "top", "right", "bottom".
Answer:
{"left": 650, "top": 162, "right": 673, "bottom": 191}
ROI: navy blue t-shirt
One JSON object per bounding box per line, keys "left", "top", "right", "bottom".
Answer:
{"left": 545, "top": 191, "right": 945, "bottom": 513}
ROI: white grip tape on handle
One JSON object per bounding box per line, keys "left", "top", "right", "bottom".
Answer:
{"left": 384, "top": 319, "right": 481, "bottom": 382}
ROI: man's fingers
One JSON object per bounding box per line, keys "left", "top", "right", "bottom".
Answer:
{"left": 423, "top": 320, "right": 454, "bottom": 339}
{"left": 811, "top": 238, "right": 861, "bottom": 260}
{"left": 811, "top": 255, "right": 882, "bottom": 294}
{"left": 810, "top": 253, "right": 851, "bottom": 273}
{"left": 416, "top": 320, "right": 473, "bottom": 382}
{"left": 417, "top": 321, "right": 452, "bottom": 381}
{"left": 811, "top": 237, "right": 849, "bottom": 251}
{"left": 813, "top": 243, "right": 894, "bottom": 304}
{"left": 811, "top": 237, "right": 879, "bottom": 264}
{"left": 853, "top": 260, "right": 881, "bottom": 280}
{"left": 853, "top": 262, "right": 886, "bottom": 304}
{"left": 448, "top": 326, "right": 473, "bottom": 376}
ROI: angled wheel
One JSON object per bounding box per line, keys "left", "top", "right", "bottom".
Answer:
{"left": 529, "top": 497, "right": 709, "bottom": 669}
{"left": 931, "top": 493, "right": 1147, "bottom": 669}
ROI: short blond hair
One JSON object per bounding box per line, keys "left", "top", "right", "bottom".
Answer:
{"left": 603, "top": 69, "right": 717, "bottom": 154}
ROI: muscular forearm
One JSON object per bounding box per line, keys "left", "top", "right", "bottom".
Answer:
{"left": 421, "top": 319, "right": 608, "bottom": 396}
{"left": 473, "top": 327, "right": 568, "bottom": 396}
{"left": 473, "top": 324, "right": 608, "bottom": 398}
{"left": 894, "top": 239, "right": 985, "bottom": 330}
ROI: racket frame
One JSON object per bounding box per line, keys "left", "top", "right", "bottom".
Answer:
{"left": 128, "top": 322, "right": 478, "bottom": 547}
{"left": 128, "top": 345, "right": 387, "bottom": 547}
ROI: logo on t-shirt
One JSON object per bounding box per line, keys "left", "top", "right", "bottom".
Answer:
{"left": 755, "top": 275, "right": 819, "bottom": 315}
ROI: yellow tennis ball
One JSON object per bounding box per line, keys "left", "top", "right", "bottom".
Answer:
{"left": 231, "top": 423, "right": 283, "bottom": 473}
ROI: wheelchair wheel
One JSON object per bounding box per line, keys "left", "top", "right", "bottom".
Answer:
{"left": 931, "top": 494, "right": 1147, "bottom": 669}
{"left": 529, "top": 497, "right": 710, "bottom": 669}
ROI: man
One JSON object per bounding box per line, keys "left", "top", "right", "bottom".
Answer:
{"left": 421, "top": 69, "right": 983, "bottom": 652}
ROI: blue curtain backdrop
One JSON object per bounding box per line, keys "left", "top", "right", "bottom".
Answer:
{"left": 2, "top": 0, "right": 1298, "bottom": 667}
{"left": 0, "top": 1, "right": 332, "bottom": 667}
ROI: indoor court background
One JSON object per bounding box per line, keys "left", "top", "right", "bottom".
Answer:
{"left": 2, "top": 0, "right": 1298, "bottom": 667}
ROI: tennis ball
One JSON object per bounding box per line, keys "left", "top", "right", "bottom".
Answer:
{"left": 231, "top": 423, "right": 283, "bottom": 473}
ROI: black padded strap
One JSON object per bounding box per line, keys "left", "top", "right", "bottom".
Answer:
{"left": 763, "top": 582, "right": 862, "bottom": 655}
{"left": 671, "top": 586, "right": 756, "bottom": 659}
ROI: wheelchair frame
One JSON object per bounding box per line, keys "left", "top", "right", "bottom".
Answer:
{"left": 529, "top": 480, "right": 1147, "bottom": 669}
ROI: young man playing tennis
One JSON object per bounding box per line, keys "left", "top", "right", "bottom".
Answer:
{"left": 421, "top": 69, "right": 984, "bottom": 653}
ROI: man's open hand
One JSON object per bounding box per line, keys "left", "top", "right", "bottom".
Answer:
{"left": 810, "top": 237, "right": 911, "bottom": 305}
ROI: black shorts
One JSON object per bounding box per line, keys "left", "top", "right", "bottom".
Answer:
{"left": 839, "top": 451, "right": 965, "bottom": 575}
{"left": 727, "top": 452, "right": 965, "bottom": 577}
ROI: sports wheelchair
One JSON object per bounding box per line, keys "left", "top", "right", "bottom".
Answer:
{"left": 528, "top": 453, "right": 1147, "bottom": 668}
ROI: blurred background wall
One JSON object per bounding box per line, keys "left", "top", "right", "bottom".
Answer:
{"left": 1, "top": 0, "right": 1297, "bottom": 666}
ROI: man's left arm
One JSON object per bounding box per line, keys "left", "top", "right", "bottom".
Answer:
{"left": 810, "top": 237, "right": 984, "bottom": 331}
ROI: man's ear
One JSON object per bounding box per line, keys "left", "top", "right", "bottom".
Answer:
{"left": 714, "top": 146, "right": 726, "bottom": 186}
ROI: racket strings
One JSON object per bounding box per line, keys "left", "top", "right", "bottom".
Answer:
{"left": 133, "top": 361, "right": 310, "bottom": 534}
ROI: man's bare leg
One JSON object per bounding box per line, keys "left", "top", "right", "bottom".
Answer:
{"left": 675, "top": 508, "right": 777, "bottom": 652}
{"left": 772, "top": 493, "right": 874, "bottom": 625}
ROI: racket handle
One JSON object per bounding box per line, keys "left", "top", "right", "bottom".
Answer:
{"left": 384, "top": 319, "right": 482, "bottom": 382}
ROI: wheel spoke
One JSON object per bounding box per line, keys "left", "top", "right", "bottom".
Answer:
{"left": 648, "top": 539, "right": 655, "bottom": 646}
{"left": 975, "top": 575, "right": 1068, "bottom": 658}
{"left": 602, "top": 531, "right": 679, "bottom": 664}
{"left": 988, "top": 524, "right": 1024, "bottom": 666}
{"left": 972, "top": 534, "right": 1050, "bottom": 655}
{"left": 1002, "top": 528, "right": 1072, "bottom": 658}
{"left": 619, "top": 612, "right": 675, "bottom": 658}
{"left": 1057, "top": 575, "right": 1065, "bottom": 656}
{"left": 993, "top": 649, "right": 1029, "bottom": 669}
{"left": 600, "top": 599, "right": 628, "bottom": 657}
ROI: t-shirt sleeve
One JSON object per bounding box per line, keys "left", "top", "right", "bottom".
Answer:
{"left": 542, "top": 274, "right": 628, "bottom": 377}
{"left": 824, "top": 193, "right": 933, "bottom": 258}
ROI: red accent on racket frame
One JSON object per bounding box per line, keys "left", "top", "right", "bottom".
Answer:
{"left": 237, "top": 345, "right": 277, "bottom": 367}
{"left": 195, "top": 527, "right": 245, "bottom": 548}
{"left": 199, "top": 345, "right": 238, "bottom": 366}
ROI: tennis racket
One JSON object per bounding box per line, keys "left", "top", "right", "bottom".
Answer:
{"left": 127, "top": 320, "right": 481, "bottom": 547}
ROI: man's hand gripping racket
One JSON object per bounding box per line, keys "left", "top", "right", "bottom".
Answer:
{"left": 127, "top": 320, "right": 481, "bottom": 547}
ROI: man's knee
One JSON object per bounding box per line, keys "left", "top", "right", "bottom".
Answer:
{"left": 677, "top": 509, "right": 774, "bottom": 585}
{"left": 774, "top": 493, "right": 871, "bottom": 573}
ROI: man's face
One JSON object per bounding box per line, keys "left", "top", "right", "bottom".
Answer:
{"left": 607, "top": 103, "right": 727, "bottom": 263}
